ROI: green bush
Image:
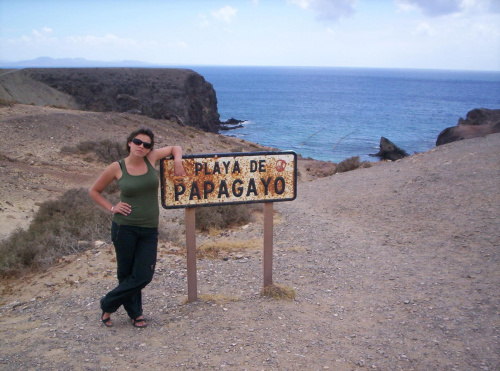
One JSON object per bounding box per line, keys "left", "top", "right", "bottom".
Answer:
{"left": 195, "top": 204, "right": 257, "bottom": 232}
{"left": 61, "top": 139, "right": 128, "bottom": 163}
{"left": 0, "top": 188, "right": 118, "bottom": 277}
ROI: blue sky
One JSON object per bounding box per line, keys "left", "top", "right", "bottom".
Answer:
{"left": 0, "top": 0, "right": 499, "bottom": 71}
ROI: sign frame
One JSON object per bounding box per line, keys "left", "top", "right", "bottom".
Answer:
{"left": 160, "top": 151, "right": 297, "bottom": 209}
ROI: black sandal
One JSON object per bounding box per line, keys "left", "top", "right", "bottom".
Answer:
{"left": 132, "top": 317, "right": 147, "bottom": 328}
{"left": 101, "top": 312, "right": 112, "bottom": 327}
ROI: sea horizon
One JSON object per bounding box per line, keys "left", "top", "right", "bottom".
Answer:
{"left": 3, "top": 56, "right": 500, "bottom": 73}
{"left": 1, "top": 60, "right": 499, "bottom": 163}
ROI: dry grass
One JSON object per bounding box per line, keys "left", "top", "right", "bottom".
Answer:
{"left": 195, "top": 204, "right": 258, "bottom": 232}
{"left": 197, "top": 238, "right": 261, "bottom": 259}
{"left": 286, "top": 246, "right": 307, "bottom": 253}
{"left": 183, "top": 293, "right": 240, "bottom": 305}
{"left": 260, "top": 284, "right": 296, "bottom": 300}
{"left": 208, "top": 227, "right": 222, "bottom": 237}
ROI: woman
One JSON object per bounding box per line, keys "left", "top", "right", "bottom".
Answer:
{"left": 89, "top": 127, "right": 186, "bottom": 328}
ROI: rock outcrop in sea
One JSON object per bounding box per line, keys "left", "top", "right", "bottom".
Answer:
{"left": 436, "top": 108, "right": 500, "bottom": 146}
{"left": 0, "top": 68, "right": 221, "bottom": 132}
{"left": 371, "top": 137, "right": 409, "bottom": 161}
{"left": 219, "top": 117, "right": 246, "bottom": 131}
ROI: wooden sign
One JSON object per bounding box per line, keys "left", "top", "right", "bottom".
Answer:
{"left": 160, "top": 151, "right": 297, "bottom": 209}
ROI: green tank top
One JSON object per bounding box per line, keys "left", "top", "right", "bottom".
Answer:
{"left": 113, "top": 157, "right": 159, "bottom": 228}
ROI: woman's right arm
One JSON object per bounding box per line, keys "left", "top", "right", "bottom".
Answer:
{"left": 89, "top": 162, "right": 130, "bottom": 215}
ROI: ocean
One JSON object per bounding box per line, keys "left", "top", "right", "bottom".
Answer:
{"left": 191, "top": 66, "right": 500, "bottom": 163}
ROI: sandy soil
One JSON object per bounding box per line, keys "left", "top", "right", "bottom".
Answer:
{"left": 0, "top": 104, "right": 498, "bottom": 370}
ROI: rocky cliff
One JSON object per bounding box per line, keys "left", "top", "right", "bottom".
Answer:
{"left": 0, "top": 68, "right": 221, "bottom": 132}
{"left": 436, "top": 108, "right": 500, "bottom": 146}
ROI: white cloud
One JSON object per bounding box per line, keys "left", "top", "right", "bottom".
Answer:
{"left": 197, "top": 13, "right": 211, "bottom": 28}
{"left": 395, "top": 0, "right": 461, "bottom": 16}
{"left": 326, "top": 27, "right": 335, "bottom": 34}
{"left": 289, "top": 0, "right": 357, "bottom": 21}
{"left": 32, "top": 28, "right": 54, "bottom": 38}
{"left": 461, "top": 0, "right": 500, "bottom": 14}
{"left": 211, "top": 6, "right": 238, "bottom": 24}
{"left": 289, "top": 0, "right": 310, "bottom": 9}
{"left": 395, "top": 0, "right": 499, "bottom": 17}
{"left": 15, "top": 27, "right": 58, "bottom": 45}
{"left": 4, "top": 28, "right": 159, "bottom": 58}
{"left": 31, "top": 30, "right": 45, "bottom": 38}
{"left": 65, "top": 34, "right": 138, "bottom": 47}
{"left": 395, "top": 0, "right": 419, "bottom": 12}
{"left": 167, "top": 41, "right": 189, "bottom": 49}
{"left": 414, "top": 21, "right": 435, "bottom": 35}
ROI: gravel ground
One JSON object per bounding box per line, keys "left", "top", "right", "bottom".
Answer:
{"left": 0, "top": 108, "right": 499, "bottom": 370}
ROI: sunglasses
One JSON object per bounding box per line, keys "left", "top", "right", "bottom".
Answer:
{"left": 131, "top": 138, "right": 152, "bottom": 149}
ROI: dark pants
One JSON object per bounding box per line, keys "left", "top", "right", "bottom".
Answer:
{"left": 100, "top": 222, "right": 158, "bottom": 320}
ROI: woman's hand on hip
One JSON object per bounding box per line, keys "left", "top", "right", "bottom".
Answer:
{"left": 112, "top": 202, "right": 132, "bottom": 216}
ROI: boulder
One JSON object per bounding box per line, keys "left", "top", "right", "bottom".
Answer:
{"left": 436, "top": 108, "right": 500, "bottom": 146}
{"left": 220, "top": 117, "right": 246, "bottom": 131}
{"left": 371, "top": 137, "right": 409, "bottom": 161}
{"left": 223, "top": 117, "right": 245, "bottom": 125}
{"left": 0, "top": 68, "right": 221, "bottom": 132}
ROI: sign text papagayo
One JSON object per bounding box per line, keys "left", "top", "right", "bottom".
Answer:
{"left": 160, "top": 151, "right": 297, "bottom": 209}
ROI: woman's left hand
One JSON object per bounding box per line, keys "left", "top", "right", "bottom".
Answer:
{"left": 173, "top": 161, "right": 186, "bottom": 176}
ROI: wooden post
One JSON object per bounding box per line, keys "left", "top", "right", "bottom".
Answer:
{"left": 185, "top": 207, "right": 197, "bottom": 302}
{"left": 263, "top": 202, "right": 274, "bottom": 287}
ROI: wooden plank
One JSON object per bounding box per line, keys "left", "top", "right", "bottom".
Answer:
{"left": 185, "top": 207, "right": 197, "bottom": 302}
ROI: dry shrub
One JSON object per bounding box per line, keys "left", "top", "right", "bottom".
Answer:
{"left": 0, "top": 188, "right": 118, "bottom": 277}
{"left": 335, "top": 156, "right": 360, "bottom": 173}
{"left": 260, "top": 284, "right": 296, "bottom": 300}
{"left": 158, "top": 224, "right": 183, "bottom": 244}
{"left": 195, "top": 204, "right": 257, "bottom": 232}
{"left": 197, "top": 238, "right": 261, "bottom": 259}
{"left": 61, "top": 139, "right": 128, "bottom": 163}
{"left": 335, "top": 156, "right": 372, "bottom": 173}
{"left": 0, "top": 98, "right": 16, "bottom": 107}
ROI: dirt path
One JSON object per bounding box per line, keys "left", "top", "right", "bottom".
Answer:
{"left": 0, "top": 132, "right": 498, "bottom": 370}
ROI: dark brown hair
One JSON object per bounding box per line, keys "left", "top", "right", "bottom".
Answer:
{"left": 126, "top": 127, "right": 154, "bottom": 153}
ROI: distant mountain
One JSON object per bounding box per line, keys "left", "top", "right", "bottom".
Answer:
{"left": 0, "top": 57, "right": 159, "bottom": 68}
